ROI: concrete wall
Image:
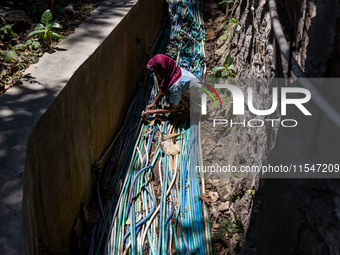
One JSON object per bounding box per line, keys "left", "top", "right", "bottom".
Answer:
{"left": 18, "top": 0, "right": 167, "bottom": 254}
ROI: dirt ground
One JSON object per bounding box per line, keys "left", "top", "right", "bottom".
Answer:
{"left": 0, "top": 0, "right": 103, "bottom": 95}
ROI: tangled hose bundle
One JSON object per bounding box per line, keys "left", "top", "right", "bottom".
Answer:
{"left": 166, "top": 0, "right": 205, "bottom": 76}
{"left": 88, "top": 1, "right": 211, "bottom": 254}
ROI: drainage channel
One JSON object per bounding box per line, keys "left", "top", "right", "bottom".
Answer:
{"left": 86, "top": 1, "right": 212, "bottom": 254}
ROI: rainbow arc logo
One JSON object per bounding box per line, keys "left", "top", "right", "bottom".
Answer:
{"left": 199, "top": 82, "right": 222, "bottom": 113}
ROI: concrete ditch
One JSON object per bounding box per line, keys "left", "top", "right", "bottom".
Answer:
{"left": 0, "top": 0, "right": 167, "bottom": 254}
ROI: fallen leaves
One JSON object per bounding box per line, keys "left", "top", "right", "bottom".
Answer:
{"left": 210, "top": 203, "right": 220, "bottom": 220}
{"left": 159, "top": 132, "right": 181, "bottom": 155}
{"left": 199, "top": 191, "right": 219, "bottom": 204}
{"left": 145, "top": 115, "right": 167, "bottom": 127}
{"left": 199, "top": 194, "right": 212, "bottom": 204}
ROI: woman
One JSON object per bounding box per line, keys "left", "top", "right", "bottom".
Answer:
{"left": 141, "top": 54, "right": 201, "bottom": 119}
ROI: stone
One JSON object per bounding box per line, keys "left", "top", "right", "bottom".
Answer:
{"left": 212, "top": 179, "right": 219, "bottom": 186}
{"left": 209, "top": 191, "right": 219, "bottom": 202}
{"left": 218, "top": 201, "right": 230, "bottom": 212}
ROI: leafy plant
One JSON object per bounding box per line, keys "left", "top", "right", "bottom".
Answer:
{"left": 81, "top": 4, "right": 92, "bottom": 13}
{"left": 13, "top": 38, "right": 41, "bottom": 51}
{"left": 0, "top": 24, "right": 15, "bottom": 40}
{"left": 229, "top": 19, "right": 241, "bottom": 32}
{"left": 214, "top": 218, "right": 244, "bottom": 239}
{"left": 220, "top": 18, "right": 241, "bottom": 41}
{"left": 245, "top": 189, "right": 255, "bottom": 196}
{"left": 0, "top": 50, "right": 17, "bottom": 62}
{"left": 27, "top": 10, "right": 65, "bottom": 45}
{"left": 211, "top": 54, "right": 236, "bottom": 78}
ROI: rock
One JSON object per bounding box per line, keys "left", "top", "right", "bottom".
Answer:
{"left": 218, "top": 202, "right": 230, "bottom": 212}
{"left": 234, "top": 195, "right": 252, "bottom": 227}
{"left": 212, "top": 179, "right": 219, "bottom": 186}
{"left": 209, "top": 191, "right": 219, "bottom": 202}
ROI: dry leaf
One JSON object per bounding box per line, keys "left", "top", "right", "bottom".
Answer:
{"left": 159, "top": 132, "right": 182, "bottom": 155}
{"left": 211, "top": 203, "right": 220, "bottom": 220}
{"left": 199, "top": 193, "right": 213, "bottom": 204}
{"left": 160, "top": 139, "right": 180, "bottom": 155}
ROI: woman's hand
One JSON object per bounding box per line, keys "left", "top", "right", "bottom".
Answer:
{"left": 141, "top": 109, "right": 153, "bottom": 119}
{"left": 141, "top": 103, "right": 155, "bottom": 118}
{"left": 145, "top": 103, "right": 155, "bottom": 112}
{"left": 141, "top": 102, "right": 178, "bottom": 119}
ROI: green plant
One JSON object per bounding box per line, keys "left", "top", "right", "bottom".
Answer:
{"left": 0, "top": 24, "right": 15, "bottom": 40}
{"left": 211, "top": 54, "right": 236, "bottom": 78}
{"left": 0, "top": 50, "right": 17, "bottom": 62}
{"left": 81, "top": 4, "right": 92, "bottom": 13}
{"left": 229, "top": 19, "right": 241, "bottom": 32}
{"left": 245, "top": 189, "right": 255, "bottom": 196}
{"left": 27, "top": 10, "right": 65, "bottom": 46}
{"left": 220, "top": 18, "right": 241, "bottom": 41}
{"left": 214, "top": 218, "right": 244, "bottom": 239}
{"left": 13, "top": 38, "right": 41, "bottom": 51}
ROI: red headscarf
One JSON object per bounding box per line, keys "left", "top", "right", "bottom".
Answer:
{"left": 146, "top": 54, "right": 182, "bottom": 90}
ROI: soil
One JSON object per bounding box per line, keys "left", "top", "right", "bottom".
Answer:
{"left": 0, "top": 0, "right": 103, "bottom": 95}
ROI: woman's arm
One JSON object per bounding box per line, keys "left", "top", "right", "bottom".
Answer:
{"left": 145, "top": 89, "right": 165, "bottom": 111}
{"left": 141, "top": 102, "right": 178, "bottom": 118}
